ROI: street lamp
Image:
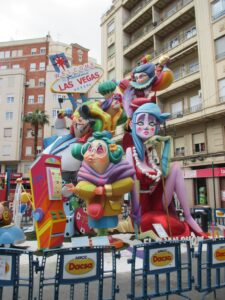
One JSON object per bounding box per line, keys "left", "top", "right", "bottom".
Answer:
{"left": 212, "top": 161, "right": 217, "bottom": 209}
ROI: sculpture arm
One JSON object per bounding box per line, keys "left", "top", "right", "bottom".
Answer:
{"left": 104, "top": 178, "right": 134, "bottom": 198}
{"left": 75, "top": 181, "right": 96, "bottom": 201}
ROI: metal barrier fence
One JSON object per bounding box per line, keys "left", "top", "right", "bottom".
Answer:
{"left": 0, "top": 248, "right": 34, "bottom": 300}
{"left": 195, "top": 238, "right": 225, "bottom": 300}
{"left": 127, "top": 240, "right": 192, "bottom": 300}
{"left": 2, "top": 238, "right": 225, "bottom": 299}
{"left": 36, "top": 246, "right": 119, "bottom": 300}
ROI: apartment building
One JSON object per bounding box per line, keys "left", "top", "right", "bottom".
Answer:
{"left": 0, "top": 36, "right": 98, "bottom": 175}
{"left": 101, "top": 0, "right": 225, "bottom": 209}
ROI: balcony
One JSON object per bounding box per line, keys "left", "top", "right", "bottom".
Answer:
{"left": 158, "top": 62, "right": 200, "bottom": 99}
{"left": 123, "top": 0, "right": 153, "bottom": 33}
{"left": 123, "top": 25, "right": 154, "bottom": 59}
{"left": 122, "top": 0, "right": 141, "bottom": 10}
{"left": 123, "top": 3, "right": 195, "bottom": 59}
{"left": 219, "top": 96, "right": 225, "bottom": 103}
{"left": 212, "top": 9, "right": 225, "bottom": 21}
{"left": 155, "top": 1, "right": 194, "bottom": 39}
{"left": 154, "top": 27, "right": 197, "bottom": 60}
{"left": 170, "top": 103, "right": 203, "bottom": 120}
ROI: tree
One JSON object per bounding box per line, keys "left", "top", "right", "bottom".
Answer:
{"left": 23, "top": 109, "right": 49, "bottom": 159}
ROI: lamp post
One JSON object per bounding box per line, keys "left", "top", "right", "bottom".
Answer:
{"left": 212, "top": 161, "right": 217, "bottom": 209}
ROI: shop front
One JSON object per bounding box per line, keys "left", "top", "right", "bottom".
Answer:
{"left": 183, "top": 166, "right": 225, "bottom": 209}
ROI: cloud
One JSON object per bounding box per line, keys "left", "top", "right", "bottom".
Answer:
{"left": 0, "top": 0, "right": 112, "bottom": 63}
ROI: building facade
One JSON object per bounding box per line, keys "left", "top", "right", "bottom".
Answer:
{"left": 101, "top": 0, "right": 225, "bottom": 209}
{"left": 0, "top": 36, "right": 99, "bottom": 176}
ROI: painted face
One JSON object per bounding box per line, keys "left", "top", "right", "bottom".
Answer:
{"left": 134, "top": 72, "right": 149, "bottom": 85}
{"left": 73, "top": 116, "right": 90, "bottom": 138}
{"left": 83, "top": 140, "right": 110, "bottom": 173}
{"left": 135, "top": 113, "right": 157, "bottom": 141}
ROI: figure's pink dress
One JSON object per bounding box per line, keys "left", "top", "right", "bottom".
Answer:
{"left": 132, "top": 149, "right": 191, "bottom": 237}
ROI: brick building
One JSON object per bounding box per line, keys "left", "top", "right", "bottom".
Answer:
{"left": 0, "top": 35, "right": 96, "bottom": 175}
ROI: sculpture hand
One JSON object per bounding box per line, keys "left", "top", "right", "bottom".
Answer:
{"left": 94, "top": 186, "right": 105, "bottom": 196}
{"left": 144, "top": 135, "right": 171, "bottom": 146}
{"left": 65, "top": 183, "right": 76, "bottom": 193}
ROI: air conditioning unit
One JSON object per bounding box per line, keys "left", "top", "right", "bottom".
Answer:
{"left": 198, "top": 90, "right": 202, "bottom": 98}
{"left": 24, "top": 81, "right": 30, "bottom": 87}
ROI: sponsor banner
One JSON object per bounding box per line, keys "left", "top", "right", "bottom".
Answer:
{"left": 184, "top": 167, "right": 225, "bottom": 179}
{"left": 212, "top": 243, "right": 225, "bottom": 265}
{"left": 62, "top": 252, "right": 97, "bottom": 280}
{"left": 149, "top": 246, "right": 176, "bottom": 272}
{"left": 0, "top": 255, "right": 12, "bottom": 281}
{"left": 51, "top": 62, "right": 103, "bottom": 94}
{"left": 215, "top": 209, "right": 225, "bottom": 218}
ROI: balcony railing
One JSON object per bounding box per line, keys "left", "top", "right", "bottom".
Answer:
{"left": 174, "top": 150, "right": 185, "bottom": 157}
{"left": 157, "top": 0, "right": 193, "bottom": 27}
{"left": 212, "top": 9, "right": 225, "bottom": 21}
{"left": 173, "top": 62, "right": 199, "bottom": 82}
{"left": 219, "top": 96, "right": 225, "bottom": 103}
{"left": 123, "top": 0, "right": 152, "bottom": 25}
{"left": 216, "top": 51, "right": 225, "bottom": 60}
{"left": 170, "top": 103, "right": 202, "bottom": 120}
{"left": 130, "top": 0, "right": 152, "bottom": 18}
{"left": 155, "top": 29, "right": 197, "bottom": 57}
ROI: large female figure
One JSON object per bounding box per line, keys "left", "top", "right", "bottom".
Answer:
{"left": 127, "top": 102, "right": 205, "bottom": 237}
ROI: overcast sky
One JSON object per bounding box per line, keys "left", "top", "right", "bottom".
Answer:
{"left": 0, "top": 0, "right": 112, "bottom": 63}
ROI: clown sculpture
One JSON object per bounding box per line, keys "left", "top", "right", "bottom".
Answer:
{"left": 66, "top": 131, "right": 134, "bottom": 235}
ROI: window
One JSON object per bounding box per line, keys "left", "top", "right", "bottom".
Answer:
{"left": 40, "top": 47, "right": 46, "bottom": 54}
{"left": 107, "top": 20, "right": 115, "bottom": 35}
{"left": 0, "top": 65, "right": 7, "bottom": 70}
{"left": 52, "top": 109, "right": 58, "bottom": 118}
{"left": 212, "top": 0, "right": 225, "bottom": 20}
{"left": 39, "top": 62, "right": 45, "bottom": 71}
{"left": 0, "top": 51, "right": 4, "bottom": 59}
{"left": 169, "top": 37, "right": 179, "bottom": 49}
{"left": 189, "top": 61, "right": 199, "bottom": 73}
{"left": 38, "top": 95, "right": 44, "bottom": 103}
{"left": 7, "top": 95, "right": 14, "bottom": 103}
{"left": 4, "top": 128, "right": 12, "bottom": 137}
{"left": 2, "top": 145, "right": 11, "bottom": 156}
{"left": 166, "top": 6, "right": 177, "bottom": 17}
{"left": 219, "top": 78, "right": 225, "bottom": 102}
{"left": 12, "top": 64, "right": 20, "bottom": 69}
{"left": 39, "top": 78, "right": 45, "bottom": 87}
{"left": 29, "top": 79, "right": 35, "bottom": 87}
{"left": 108, "top": 44, "right": 115, "bottom": 58}
{"left": 193, "top": 132, "right": 205, "bottom": 153}
{"left": 215, "top": 35, "right": 225, "bottom": 60}
{"left": 31, "top": 48, "right": 37, "bottom": 55}
{"left": 171, "top": 101, "right": 183, "bottom": 118}
{"left": 190, "top": 95, "right": 202, "bottom": 112}
{"left": 25, "top": 146, "right": 32, "bottom": 156}
{"left": 5, "top": 112, "right": 13, "bottom": 120}
{"left": 174, "top": 137, "right": 185, "bottom": 156}
{"left": 5, "top": 51, "right": 10, "bottom": 58}
{"left": 37, "top": 146, "right": 42, "bottom": 155}
{"left": 107, "top": 68, "right": 115, "bottom": 81}
{"left": 30, "top": 63, "right": 36, "bottom": 71}
{"left": 26, "top": 129, "right": 33, "bottom": 138}
{"left": 185, "top": 26, "right": 197, "bottom": 39}
{"left": 28, "top": 95, "right": 35, "bottom": 104}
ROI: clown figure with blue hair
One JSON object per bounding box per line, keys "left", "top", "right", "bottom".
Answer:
{"left": 126, "top": 102, "right": 207, "bottom": 238}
